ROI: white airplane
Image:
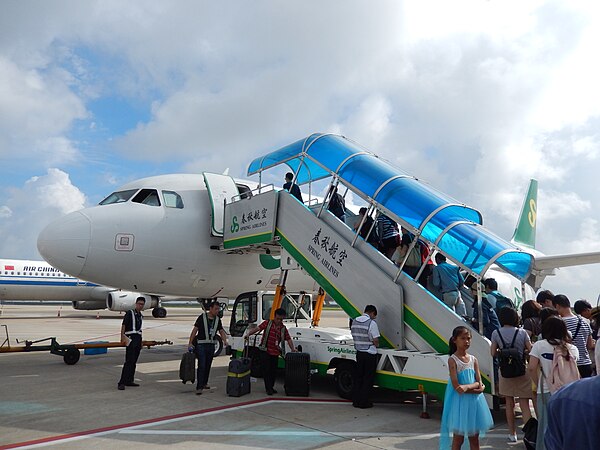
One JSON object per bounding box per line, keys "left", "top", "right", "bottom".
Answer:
{"left": 35, "top": 168, "right": 600, "bottom": 313}
{"left": 37, "top": 173, "right": 318, "bottom": 300}
{"left": 0, "top": 258, "right": 170, "bottom": 317}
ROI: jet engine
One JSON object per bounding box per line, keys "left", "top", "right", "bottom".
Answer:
{"left": 72, "top": 300, "right": 106, "bottom": 310}
{"left": 106, "top": 292, "right": 159, "bottom": 311}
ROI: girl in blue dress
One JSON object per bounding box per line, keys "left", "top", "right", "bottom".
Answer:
{"left": 440, "top": 326, "right": 494, "bottom": 450}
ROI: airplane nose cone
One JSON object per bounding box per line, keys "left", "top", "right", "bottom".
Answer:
{"left": 37, "top": 211, "right": 91, "bottom": 277}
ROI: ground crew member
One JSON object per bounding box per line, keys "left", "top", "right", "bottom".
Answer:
{"left": 350, "top": 304, "right": 380, "bottom": 408}
{"left": 188, "top": 301, "right": 228, "bottom": 395}
{"left": 117, "top": 296, "right": 145, "bottom": 390}
{"left": 246, "top": 308, "right": 297, "bottom": 395}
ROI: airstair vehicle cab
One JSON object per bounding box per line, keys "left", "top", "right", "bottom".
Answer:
{"left": 205, "top": 133, "right": 534, "bottom": 402}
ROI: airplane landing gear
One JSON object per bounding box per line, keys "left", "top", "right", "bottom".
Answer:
{"left": 152, "top": 307, "right": 167, "bottom": 318}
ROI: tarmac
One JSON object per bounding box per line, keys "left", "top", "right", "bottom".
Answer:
{"left": 0, "top": 304, "right": 520, "bottom": 449}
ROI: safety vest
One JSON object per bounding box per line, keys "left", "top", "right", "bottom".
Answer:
{"left": 196, "top": 313, "right": 219, "bottom": 344}
{"left": 258, "top": 320, "right": 285, "bottom": 353}
{"left": 124, "top": 310, "right": 142, "bottom": 335}
{"left": 351, "top": 317, "right": 373, "bottom": 352}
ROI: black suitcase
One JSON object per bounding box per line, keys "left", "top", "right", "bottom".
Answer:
{"left": 179, "top": 352, "right": 195, "bottom": 384}
{"left": 227, "top": 357, "right": 252, "bottom": 397}
{"left": 284, "top": 352, "right": 310, "bottom": 396}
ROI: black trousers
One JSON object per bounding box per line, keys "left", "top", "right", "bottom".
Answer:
{"left": 118, "top": 334, "right": 142, "bottom": 385}
{"left": 195, "top": 343, "right": 215, "bottom": 389}
{"left": 578, "top": 364, "right": 593, "bottom": 378}
{"left": 261, "top": 351, "right": 279, "bottom": 392}
{"left": 352, "top": 351, "right": 377, "bottom": 407}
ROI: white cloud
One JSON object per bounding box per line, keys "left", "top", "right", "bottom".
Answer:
{"left": 1, "top": 1, "right": 600, "bottom": 300}
{"left": 0, "top": 169, "right": 87, "bottom": 259}
{"left": 0, "top": 206, "right": 12, "bottom": 218}
{"left": 0, "top": 57, "right": 86, "bottom": 166}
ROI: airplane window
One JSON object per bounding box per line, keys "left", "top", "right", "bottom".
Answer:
{"left": 99, "top": 189, "right": 138, "bottom": 205}
{"left": 132, "top": 189, "right": 161, "bottom": 207}
{"left": 11, "top": 271, "right": 14, "bottom": 275}
{"left": 236, "top": 184, "right": 253, "bottom": 200}
{"left": 162, "top": 191, "right": 184, "bottom": 209}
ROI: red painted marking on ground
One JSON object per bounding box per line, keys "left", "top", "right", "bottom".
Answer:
{"left": 0, "top": 398, "right": 349, "bottom": 449}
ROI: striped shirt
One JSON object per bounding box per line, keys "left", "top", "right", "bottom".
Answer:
{"left": 377, "top": 214, "right": 399, "bottom": 240}
{"left": 563, "top": 315, "right": 592, "bottom": 365}
{"left": 258, "top": 320, "right": 290, "bottom": 356}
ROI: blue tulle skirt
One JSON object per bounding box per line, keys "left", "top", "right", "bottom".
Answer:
{"left": 439, "top": 368, "right": 494, "bottom": 449}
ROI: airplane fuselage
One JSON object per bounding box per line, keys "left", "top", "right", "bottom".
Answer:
{"left": 38, "top": 174, "right": 316, "bottom": 298}
{"left": 0, "top": 259, "right": 107, "bottom": 302}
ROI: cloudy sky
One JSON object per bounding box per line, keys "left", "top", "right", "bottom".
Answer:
{"left": 1, "top": 0, "right": 600, "bottom": 302}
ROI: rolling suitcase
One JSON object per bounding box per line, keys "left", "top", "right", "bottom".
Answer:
{"left": 179, "top": 351, "right": 195, "bottom": 384}
{"left": 227, "top": 355, "right": 252, "bottom": 397}
{"left": 284, "top": 352, "right": 310, "bottom": 396}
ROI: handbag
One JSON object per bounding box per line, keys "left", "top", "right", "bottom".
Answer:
{"left": 522, "top": 417, "right": 538, "bottom": 450}
{"left": 406, "top": 245, "right": 421, "bottom": 267}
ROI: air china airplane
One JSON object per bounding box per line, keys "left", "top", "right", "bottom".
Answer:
{"left": 37, "top": 173, "right": 318, "bottom": 301}
{"left": 0, "top": 258, "right": 172, "bottom": 317}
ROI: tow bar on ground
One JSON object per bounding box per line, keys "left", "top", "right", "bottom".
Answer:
{"left": 0, "top": 325, "right": 172, "bottom": 365}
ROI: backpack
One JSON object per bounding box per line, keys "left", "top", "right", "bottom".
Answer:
{"left": 547, "top": 344, "right": 580, "bottom": 394}
{"left": 417, "top": 239, "right": 430, "bottom": 264}
{"left": 328, "top": 193, "right": 345, "bottom": 218}
{"left": 522, "top": 417, "right": 538, "bottom": 450}
{"left": 493, "top": 291, "right": 516, "bottom": 312}
{"left": 497, "top": 329, "right": 526, "bottom": 378}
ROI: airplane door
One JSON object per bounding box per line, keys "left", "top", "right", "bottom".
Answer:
{"left": 203, "top": 172, "right": 240, "bottom": 237}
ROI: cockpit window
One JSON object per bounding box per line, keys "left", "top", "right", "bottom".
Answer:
{"left": 99, "top": 189, "right": 138, "bottom": 205}
{"left": 162, "top": 191, "right": 184, "bottom": 208}
{"left": 132, "top": 189, "right": 161, "bottom": 206}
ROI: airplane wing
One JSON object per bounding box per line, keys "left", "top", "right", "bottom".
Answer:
{"left": 533, "top": 252, "right": 600, "bottom": 271}
{"left": 527, "top": 251, "right": 600, "bottom": 289}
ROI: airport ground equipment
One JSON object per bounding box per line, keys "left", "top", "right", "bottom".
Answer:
{"left": 215, "top": 134, "right": 534, "bottom": 405}
{"left": 0, "top": 327, "right": 172, "bottom": 365}
{"left": 229, "top": 291, "right": 450, "bottom": 401}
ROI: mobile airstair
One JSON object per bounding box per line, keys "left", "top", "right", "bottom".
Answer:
{"left": 208, "top": 133, "right": 534, "bottom": 399}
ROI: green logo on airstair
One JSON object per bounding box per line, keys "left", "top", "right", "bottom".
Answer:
{"left": 231, "top": 216, "right": 240, "bottom": 233}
